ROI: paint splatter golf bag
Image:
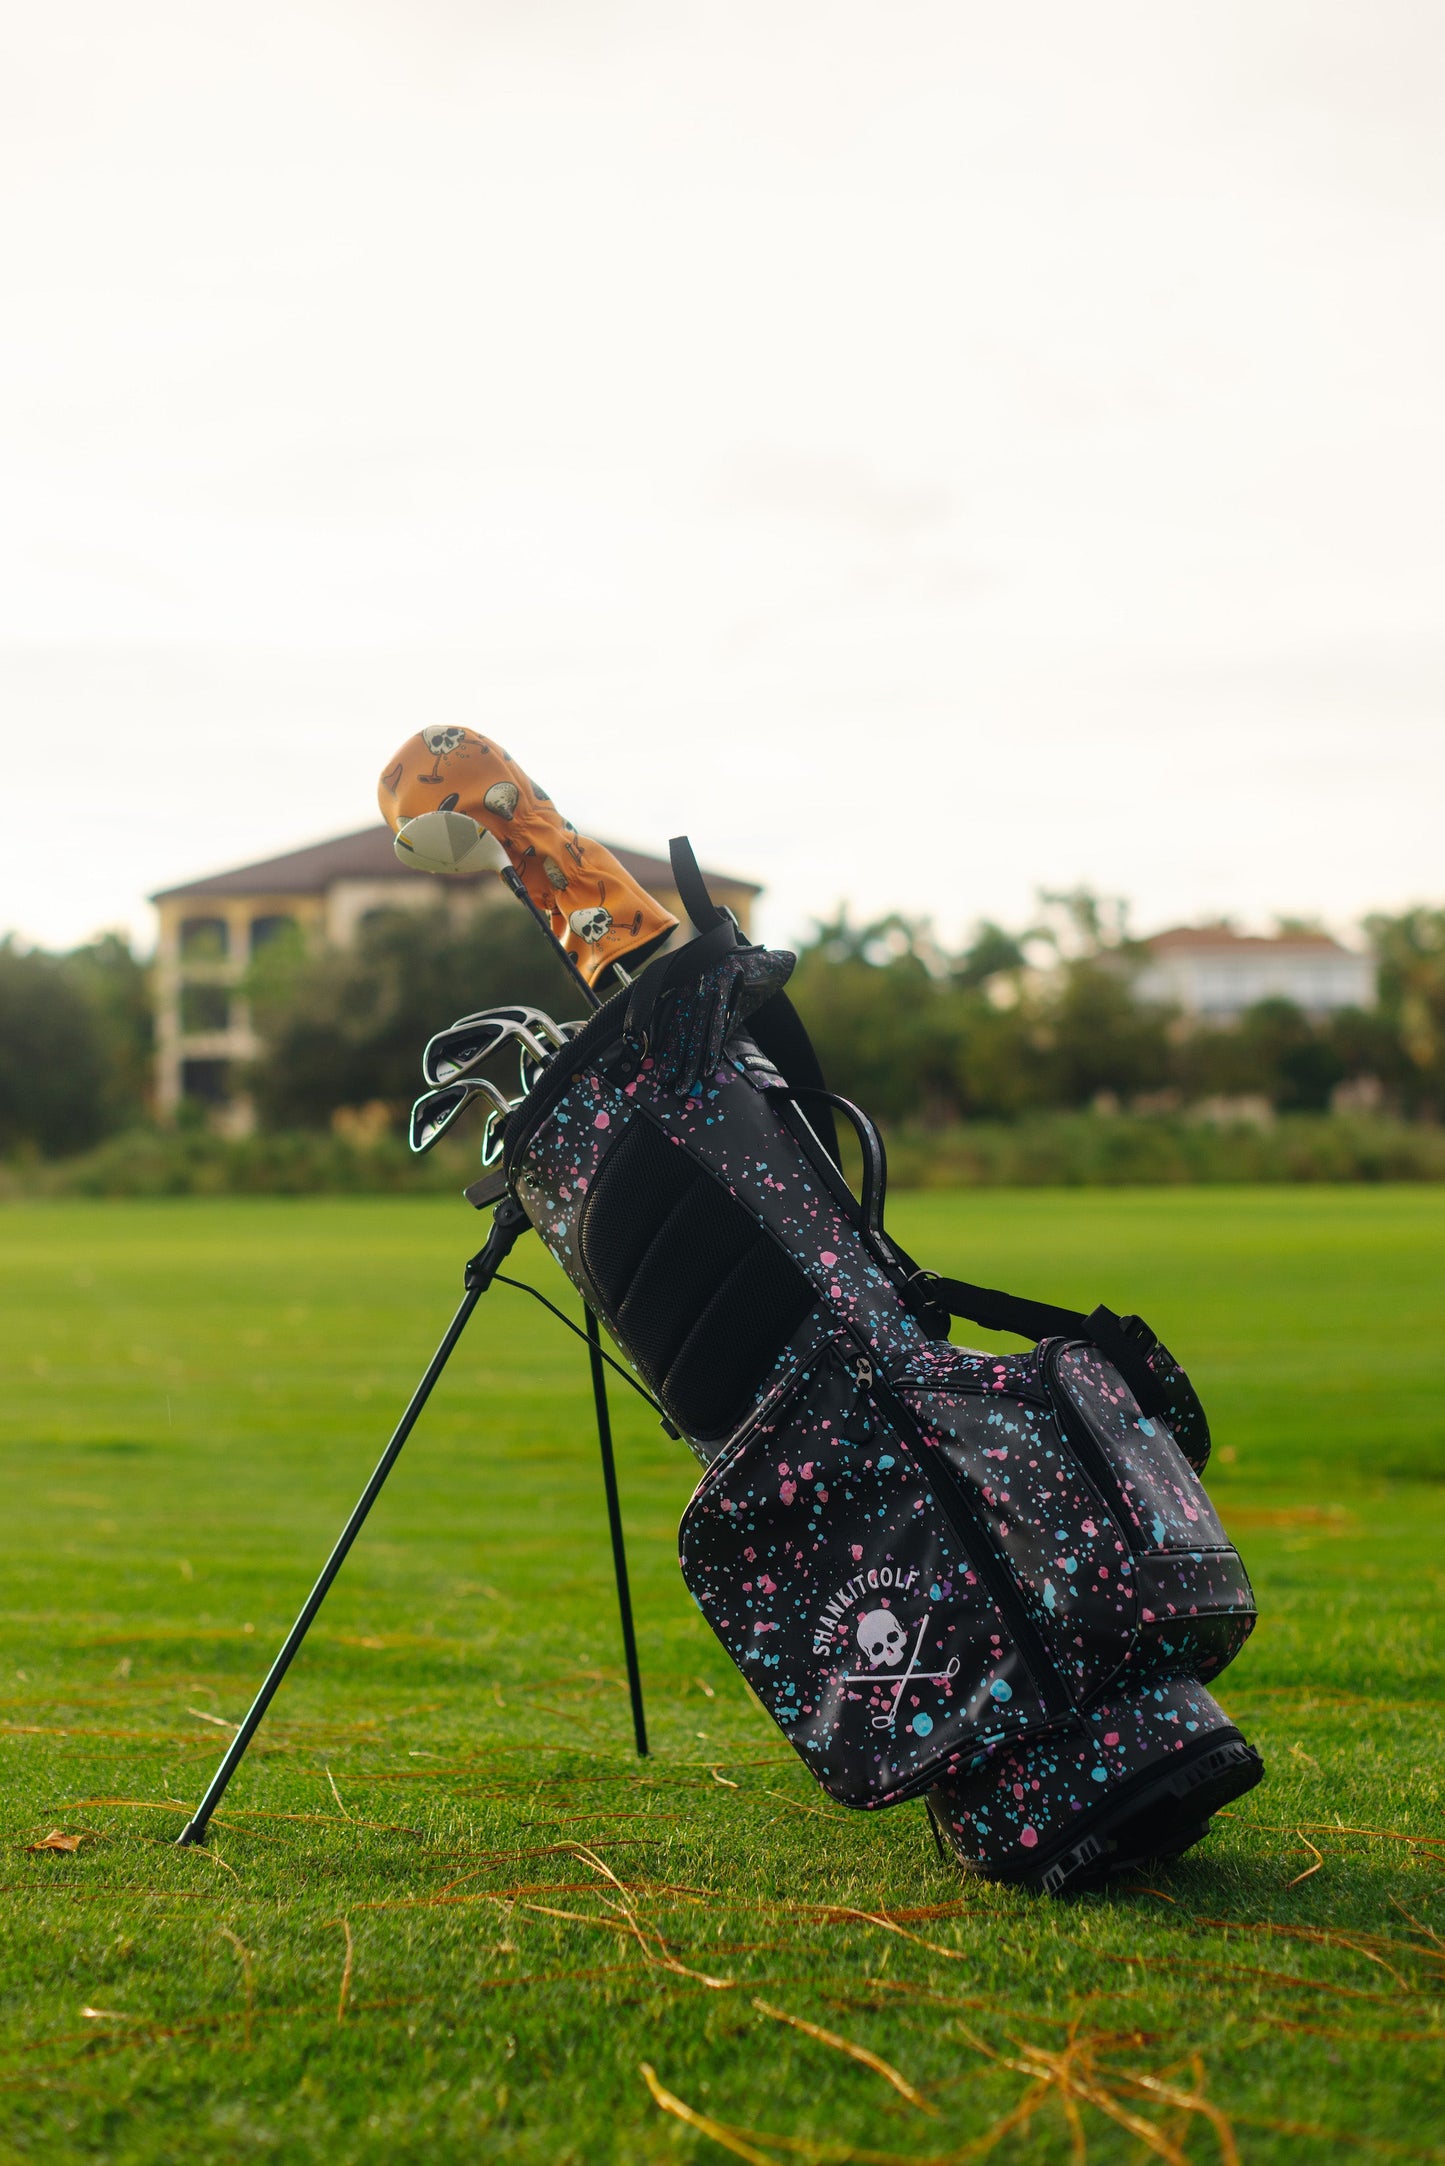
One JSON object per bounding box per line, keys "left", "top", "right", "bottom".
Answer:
{"left": 499, "top": 911, "right": 1263, "bottom": 1894}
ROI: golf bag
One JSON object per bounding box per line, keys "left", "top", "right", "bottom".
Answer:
{"left": 500, "top": 865, "right": 1263, "bottom": 1894}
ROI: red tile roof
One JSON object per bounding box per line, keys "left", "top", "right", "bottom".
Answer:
{"left": 1145, "top": 924, "right": 1350, "bottom": 956}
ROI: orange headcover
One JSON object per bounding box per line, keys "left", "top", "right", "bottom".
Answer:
{"left": 378, "top": 727, "right": 678, "bottom": 989}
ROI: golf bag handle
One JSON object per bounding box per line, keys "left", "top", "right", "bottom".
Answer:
{"left": 783, "top": 1086, "right": 888, "bottom": 1247}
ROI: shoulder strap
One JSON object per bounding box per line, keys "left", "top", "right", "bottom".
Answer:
{"left": 917, "top": 1274, "right": 1171, "bottom": 1422}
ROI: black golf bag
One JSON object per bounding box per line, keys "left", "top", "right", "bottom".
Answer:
{"left": 499, "top": 874, "right": 1263, "bottom": 1893}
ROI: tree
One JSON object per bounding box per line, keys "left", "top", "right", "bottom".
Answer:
{"left": 1365, "top": 906, "right": 1445, "bottom": 1118}
{"left": 246, "top": 902, "right": 581, "bottom": 1130}
{"left": 0, "top": 939, "right": 110, "bottom": 1156}
{"left": 787, "top": 912, "right": 965, "bottom": 1125}
{"left": 63, "top": 932, "right": 153, "bottom": 1130}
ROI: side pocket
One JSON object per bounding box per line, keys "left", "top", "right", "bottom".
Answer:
{"left": 1046, "top": 1341, "right": 1257, "bottom": 1683}
{"left": 1049, "top": 1343, "right": 1231, "bottom": 1553}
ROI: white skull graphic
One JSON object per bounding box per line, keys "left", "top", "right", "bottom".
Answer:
{"left": 421, "top": 726, "right": 469, "bottom": 757}
{"left": 569, "top": 904, "right": 613, "bottom": 945}
{"left": 857, "top": 1609, "right": 906, "bottom": 1669}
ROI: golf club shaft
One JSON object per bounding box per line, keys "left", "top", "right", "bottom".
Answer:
{"left": 585, "top": 1306, "right": 648, "bottom": 1757}
{"left": 500, "top": 866, "right": 601, "bottom": 1011}
{"left": 175, "top": 1277, "right": 485, "bottom": 1845}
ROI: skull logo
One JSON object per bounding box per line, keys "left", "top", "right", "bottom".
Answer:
{"left": 857, "top": 1609, "right": 907, "bottom": 1669}
{"left": 483, "top": 780, "right": 519, "bottom": 821}
{"left": 569, "top": 905, "right": 613, "bottom": 945}
{"left": 417, "top": 726, "right": 471, "bottom": 784}
{"left": 421, "top": 727, "right": 469, "bottom": 757}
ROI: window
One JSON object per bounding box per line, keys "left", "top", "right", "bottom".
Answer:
{"left": 181, "top": 1059, "right": 231, "bottom": 1104}
{"left": 250, "top": 913, "right": 299, "bottom": 956}
{"left": 180, "top": 916, "right": 229, "bottom": 962}
{"left": 180, "top": 984, "right": 230, "bottom": 1034}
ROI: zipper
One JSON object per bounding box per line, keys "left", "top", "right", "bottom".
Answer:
{"left": 893, "top": 1362, "right": 1052, "bottom": 1412}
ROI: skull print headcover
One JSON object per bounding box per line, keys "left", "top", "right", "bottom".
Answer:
{"left": 378, "top": 727, "right": 678, "bottom": 989}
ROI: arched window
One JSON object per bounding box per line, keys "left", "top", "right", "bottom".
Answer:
{"left": 180, "top": 916, "right": 229, "bottom": 962}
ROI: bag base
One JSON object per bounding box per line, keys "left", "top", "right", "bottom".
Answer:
{"left": 927, "top": 1674, "right": 1263, "bottom": 1896}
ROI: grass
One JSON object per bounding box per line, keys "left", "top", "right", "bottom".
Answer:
{"left": 0, "top": 1188, "right": 1440, "bottom": 2164}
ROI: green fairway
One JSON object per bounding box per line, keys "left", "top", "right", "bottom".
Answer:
{"left": 0, "top": 1190, "right": 1440, "bottom": 2163}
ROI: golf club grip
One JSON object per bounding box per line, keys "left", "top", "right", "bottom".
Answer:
{"left": 379, "top": 730, "right": 679, "bottom": 989}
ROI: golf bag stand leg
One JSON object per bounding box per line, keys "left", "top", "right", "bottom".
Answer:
{"left": 176, "top": 1200, "right": 528, "bottom": 1847}
{"left": 586, "top": 1307, "right": 648, "bottom": 1756}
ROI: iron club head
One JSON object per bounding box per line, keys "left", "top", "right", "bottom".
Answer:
{"left": 408, "top": 1074, "right": 513, "bottom": 1155}
{"left": 423, "top": 1006, "right": 569, "bottom": 1088}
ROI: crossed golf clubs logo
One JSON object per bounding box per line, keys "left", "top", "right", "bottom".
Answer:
{"left": 842, "top": 1611, "right": 961, "bottom": 1733}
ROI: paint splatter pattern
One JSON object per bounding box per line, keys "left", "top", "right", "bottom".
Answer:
{"left": 680, "top": 1337, "right": 1047, "bottom": 1808}
{"left": 930, "top": 1672, "right": 1241, "bottom": 1875}
{"left": 504, "top": 981, "right": 1255, "bottom": 1812}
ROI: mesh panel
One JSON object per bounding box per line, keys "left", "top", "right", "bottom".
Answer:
{"left": 579, "top": 1113, "right": 817, "bottom": 1439}
{"left": 614, "top": 1179, "right": 758, "bottom": 1383}
{"left": 577, "top": 1115, "right": 697, "bottom": 1297}
{"left": 664, "top": 1240, "right": 817, "bottom": 1438}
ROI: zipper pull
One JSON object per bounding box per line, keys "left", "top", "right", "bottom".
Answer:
{"left": 852, "top": 1354, "right": 874, "bottom": 1439}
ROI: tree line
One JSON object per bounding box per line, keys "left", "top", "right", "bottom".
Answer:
{"left": 3, "top": 897, "right": 1444, "bottom": 1157}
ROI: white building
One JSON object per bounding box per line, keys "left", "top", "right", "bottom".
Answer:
{"left": 1134, "top": 925, "right": 1376, "bottom": 1023}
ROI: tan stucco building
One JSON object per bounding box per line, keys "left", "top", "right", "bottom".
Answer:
{"left": 151, "top": 825, "right": 758, "bottom": 1129}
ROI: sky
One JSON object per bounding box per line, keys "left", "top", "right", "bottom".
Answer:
{"left": 3, "top": 0, "right": 1441, "bottom": 956}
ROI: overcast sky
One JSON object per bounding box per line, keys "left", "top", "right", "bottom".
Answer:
{"left": 3, "top": 0, "right": 1441, "bottom": 955}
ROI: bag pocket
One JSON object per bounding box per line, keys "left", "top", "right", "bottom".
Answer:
{"left": 898, "top": 1358, "right": 1137, "bottom": 1700}
{"left": 1129, "top": 1551, "right": 1257, "bottom": 1680}
{"left": 1049, "top": 1343, "right": 1232, "bottom": 1552}
{"left": 678, "top": 1339, "right": 1051, "bottom": 1808}
{"left": 1045, "top": 1342, "right": 1256, "bottom": 1677}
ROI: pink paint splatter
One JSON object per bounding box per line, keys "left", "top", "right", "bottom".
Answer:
{"left": 757, "top": 1574, "right": 776, "bottom": 1594}
{"left": 593, "top": 1111, "right": 610, "bottom": 1129}
{"left": 779, "top": 1481, "right": 796, "bottom": 1505}
{"left": 851, "top": 1544, "right": 864, "bottom": 1562}
{"left": 820, "top": 1251, "right": 837, "bottom": 1269}
{"left": 1103, "top": 1731, "right": 1119, "bottom": 1746}
{"left": 1019, "top": 1825, "right": 1039, "bottom": 1848}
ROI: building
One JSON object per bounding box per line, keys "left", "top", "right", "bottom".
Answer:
{"left": 1134, "top": 925, "right": 1376, "bottom": 1023}
{"left": 151, "top": 825, "right": 759, "bottom": 1127}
